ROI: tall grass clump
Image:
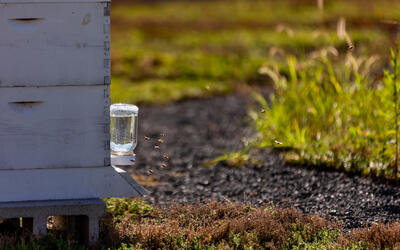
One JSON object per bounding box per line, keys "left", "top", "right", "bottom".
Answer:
{"left": 251, "top": 47, "right": 400, "bottom": 178}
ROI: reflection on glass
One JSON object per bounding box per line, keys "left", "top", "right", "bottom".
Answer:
{"left": 110, "top": 103, "right": 138, "bottom": 155}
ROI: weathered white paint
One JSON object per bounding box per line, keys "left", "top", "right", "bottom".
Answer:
{"left": 0, "top": 85, "right": 110, "bottom": 170}
{"left": 0, "top": 0, "right": 145, "bottom": 202}
{"left": 0, "top": 2, "right": 110, "bottom": 86}
{"left": 0, "top": 167, "right": 146, "bottom": 202}
{"left": 111, "top": 154, "right": 135, "bottom": 166}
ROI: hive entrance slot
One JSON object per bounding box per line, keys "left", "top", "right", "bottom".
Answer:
{"left": 8, "top": 101, "right": 44, "bottom": 114}
{"left": 9, "top": 18, "right": 44, "bottom": 22}
{"left": 8, "top": 18, "right": 44, "bottom": 32}
{"left": 9, "top": 101, "right": 43, "bottom": 104}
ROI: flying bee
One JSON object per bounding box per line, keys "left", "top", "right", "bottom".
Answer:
{"left": 154, "top": 145, "right": 160, "bottom": 150}
{"left": 161, "top": 163, "right": 167, "bottom": 168}
{"left": 148, "top": 169, "right": 153, "bottom": 174}
{"left": 144, "top": 136, "right": 150, "bottom": 140}
{"left": 261, "top": 109, "right": 265, "bottom": 113}
{"left": 163, "top": 154, "right": 169, "bottom": 161}
{"left": 274, "top": 140, "right": 283, "bottom": 145}
{"left": 157, "top": 138, "right": 164, "bottom": 143}
{"left": 160, "top": 132, "right": 166, "bottom": 137}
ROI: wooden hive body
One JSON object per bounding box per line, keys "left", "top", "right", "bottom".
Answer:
{"left": 0, "top": 0, "right": 145, "bottom": 202}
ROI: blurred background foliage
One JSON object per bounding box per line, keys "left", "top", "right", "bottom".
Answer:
{"left": 110, "top": 0, "right": 397, "bottom": 104}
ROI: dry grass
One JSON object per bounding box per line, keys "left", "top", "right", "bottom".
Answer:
{"left": 339, "top": 222, "right": 400, "bottom": 249}
{"left": 103, "top": 200, "right": 400, "bottom": 249}
{"left": 3, "top": 200, "right": 400, "bottom": 248}
{"left": 103, "top": 200, "right": 341, "bottom": 249}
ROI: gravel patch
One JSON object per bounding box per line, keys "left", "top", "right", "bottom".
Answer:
{"left": 121, "top": 92, "right": 400, "bottom": 229}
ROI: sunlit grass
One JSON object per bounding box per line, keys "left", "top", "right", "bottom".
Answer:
{"left": 110, "top": 0, "right": 395, "bottom": 105}
{"left": 113, "top": 0, "right": 400, "bottom": 25}
{"left": 111, "top": 77, "right": 231, "bottom": 104}
{"left": 248, "top": 48, "right": 400, "bottom": 179}
{"left": 111, "top": 27, "right": 390, "bottom": 104}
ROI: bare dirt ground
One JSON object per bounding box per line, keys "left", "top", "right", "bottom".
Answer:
{"left": 122, "top": 92, "right": 400, "bottom": 229}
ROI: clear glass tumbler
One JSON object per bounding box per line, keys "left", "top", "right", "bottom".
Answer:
{"left": 110, "top": 103, "right": 139, "bottom": 155}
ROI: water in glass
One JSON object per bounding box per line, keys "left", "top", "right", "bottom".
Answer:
{"left": 110, "top": 104, "right": 138, "bottom": 155}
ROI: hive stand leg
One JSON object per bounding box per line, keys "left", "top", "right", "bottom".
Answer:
{"left": 88, "top": 216, "right": 100, "bottom": 245}
{"left": 73, "top": 215, "right": 99, "bottom": 245}
{"left": 33, "top": 216, "right": 47, "bottom": 236}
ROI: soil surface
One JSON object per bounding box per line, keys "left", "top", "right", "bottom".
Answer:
{"left": 122, "top": 92, "right": 400, "bottom": 229}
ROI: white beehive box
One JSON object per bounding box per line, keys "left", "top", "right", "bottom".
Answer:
{"left": 0, "top": 0, "right": 111, "bottom": 86}
{"left": 0, "top": 0, "right": 144, "bottom": 202}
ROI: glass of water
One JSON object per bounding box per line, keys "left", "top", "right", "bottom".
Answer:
{"left": 110, "top": 103, "right": 139, "bottom": 155}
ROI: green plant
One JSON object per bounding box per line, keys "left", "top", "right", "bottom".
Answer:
{"left": 0, "top": 233, "right": 85, "bottom": 250}
{"left": 388, "top": 48, "right": 400, "bottom": 175}
{"left": 251, "top": 47, "right": 400, "bottom": 179}
{"left": 105, "top": 198, "right": 153, "bottom": 221}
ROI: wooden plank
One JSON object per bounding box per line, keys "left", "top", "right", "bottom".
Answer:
{"left": 0, "top": 85, "right": 110, "bottom": 170}
{"left": 0, "top": 167, "right": 143, "bottom": 202}
{"left": 0, "top": 2, "right": 110, "bottom": 86}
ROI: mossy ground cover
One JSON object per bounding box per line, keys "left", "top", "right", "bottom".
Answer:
{"left": 110, "top": 0, "right": 395, "bottom": 104}
{"left": 3, "top": 199, "right": 400, "bottom": 249}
